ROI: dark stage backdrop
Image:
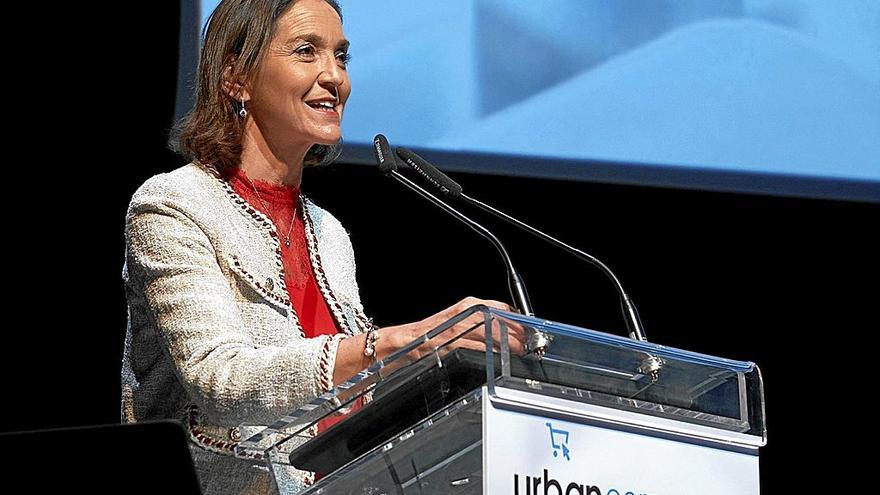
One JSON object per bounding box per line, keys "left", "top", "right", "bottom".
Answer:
{"left": 9, "top": 2, "right": 875, "bottom": 493}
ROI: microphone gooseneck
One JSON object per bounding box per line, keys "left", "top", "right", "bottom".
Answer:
{"left": 395, "top": 147, "right": 648, "bottom": 342}
{"left": 373, "top": 135, "right": 533, "bottom": 317}
{"left": 372, "top": 135, "right": 551, "bottom": 356}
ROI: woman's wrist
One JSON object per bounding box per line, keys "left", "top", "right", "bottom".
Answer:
{"left": 362, "top": 326, "right": 380, "bottom": 364}
{"left": 374, "top": 322, "right": 421, "bottom": 362}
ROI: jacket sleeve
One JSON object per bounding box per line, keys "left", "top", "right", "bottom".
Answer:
{"left": 124, "top": 186, "right": 334, "bottom": 426}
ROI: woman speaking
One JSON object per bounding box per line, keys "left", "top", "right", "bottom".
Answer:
{"left": 121, "top": 0, "right": 521, "bottom": 492}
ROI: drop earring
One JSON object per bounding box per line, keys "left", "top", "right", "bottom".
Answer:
{"left": 239, "top": 98, "right": 247, "bottom": 118}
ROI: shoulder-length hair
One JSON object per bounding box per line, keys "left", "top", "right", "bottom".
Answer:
{"left": 170, "top": 0, "right": 344, "bottom": 169}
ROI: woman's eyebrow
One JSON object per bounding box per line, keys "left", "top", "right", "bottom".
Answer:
{"left": 284, "top": 33, "right": 350, "bottom": 51}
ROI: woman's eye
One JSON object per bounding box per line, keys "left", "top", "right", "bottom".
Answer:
{"left": 337, "top": 51, "right": 351, "bottom": 66}
{"left": 295, "top": 44, "right": 315, "bottom": 57}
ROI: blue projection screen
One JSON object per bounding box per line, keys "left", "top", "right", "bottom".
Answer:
{"left": 187, "top": 1, "right": 880, "bottom": 202}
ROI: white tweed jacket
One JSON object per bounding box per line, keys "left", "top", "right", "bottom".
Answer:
{"left": 121, "top": 161, "right": 370, "bottom": 493}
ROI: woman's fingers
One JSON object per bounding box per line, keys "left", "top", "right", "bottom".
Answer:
{"left": 405, "top": 296, "right": 531, "bottom": 359}
{"left": 444, "top": 306, "right": 528, "bottom": 355}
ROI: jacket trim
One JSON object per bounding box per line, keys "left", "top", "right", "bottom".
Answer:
{"left": 199, "top": 161, "right": 311, "bottom": 339}
{"left": 301, "top": 197, "right": 358, "bottom": 337}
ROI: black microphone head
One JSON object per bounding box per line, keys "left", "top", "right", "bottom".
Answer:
{"left": 373, "top": 134, "right": 397, "bottom": 173}
{"left": 395, "top": 147, "right": 463, "bottom": 197}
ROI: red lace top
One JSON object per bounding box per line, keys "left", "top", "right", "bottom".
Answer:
{"left": 222, "top": 166, "right": 341, "bottom": 338}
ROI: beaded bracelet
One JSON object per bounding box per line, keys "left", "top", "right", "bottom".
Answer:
{"left": 363, "top": 327, "right": 380, "bottom": 363}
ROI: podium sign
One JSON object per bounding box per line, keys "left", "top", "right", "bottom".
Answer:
{"left": 483, "top": 388, "right": 759, "bottom": 495}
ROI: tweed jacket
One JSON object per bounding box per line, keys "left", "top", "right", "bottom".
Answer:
{"left": 121, "top": 161, "right": 370, "bottom": 493}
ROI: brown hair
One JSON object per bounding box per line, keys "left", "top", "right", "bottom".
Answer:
{"left": 170, "top": 0, "right": 344, "bottom": 169}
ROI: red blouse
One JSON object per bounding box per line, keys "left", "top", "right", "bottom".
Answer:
{"left": 222, "top": 166, "right": 341, "bottom": 338}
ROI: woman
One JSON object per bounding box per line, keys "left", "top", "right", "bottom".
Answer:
{"left": 121, "top": 0, "right": 521, "bottom": 493}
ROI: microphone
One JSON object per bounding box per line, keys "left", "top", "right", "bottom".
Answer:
{"left": 373, "top": 134, "right": 397, "bottom": 174}
{"left": 372, "top": 135, "right": 551, "bottom": 356}
{"left": 395, "top": 147, "right": 649, "bottom": 343}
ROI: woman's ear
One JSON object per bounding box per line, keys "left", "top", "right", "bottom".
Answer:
{"left": 222, "top": 65, "right": 250, "bottom": 101}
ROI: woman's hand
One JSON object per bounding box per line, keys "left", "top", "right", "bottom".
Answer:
{"left": 379, "top": 296, "right": 528, "bottom": 362}
{"left": 333, "top": 297, "right": 527, "bottom": 385}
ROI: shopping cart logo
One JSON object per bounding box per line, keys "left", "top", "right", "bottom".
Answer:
{"left": 545, "top": 422, "right": 571, "bottom": 461}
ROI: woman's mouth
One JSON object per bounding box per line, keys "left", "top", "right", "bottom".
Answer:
{"left": 304, "top": 99, "right": 339, "bottom": 118}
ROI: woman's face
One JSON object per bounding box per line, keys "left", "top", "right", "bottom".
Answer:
{"left": 246, "top": 0, "right": 351, "bottom": 151}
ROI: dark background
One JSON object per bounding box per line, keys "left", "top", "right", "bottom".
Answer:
{"left": 8, "top": 2, "right": 876, "bottom": 492}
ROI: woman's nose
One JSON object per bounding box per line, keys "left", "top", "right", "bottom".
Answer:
{"left": 317, "top": 54, "right": 346, "bottom": 94}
